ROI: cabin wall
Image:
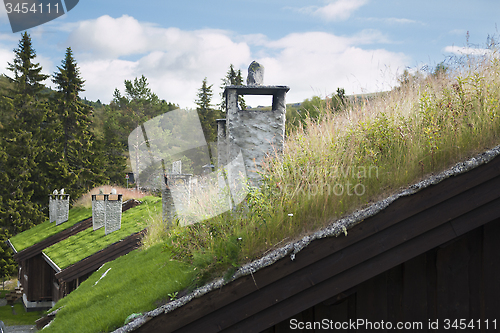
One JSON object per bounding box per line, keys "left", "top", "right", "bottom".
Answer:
{"left": 23, "top": 254, "right": 53, "bottom": 302}
{"left": 264, "top": 221, "right": 500, "bottom": 333}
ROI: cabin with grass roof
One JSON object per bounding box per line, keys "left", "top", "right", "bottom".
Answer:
{"left": 115, "top": 146, "right": 500, "bottom": 333}
{"left": 7, "top": 196, "right": 143, "bottom": 311}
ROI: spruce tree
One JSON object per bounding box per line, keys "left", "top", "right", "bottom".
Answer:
{"left": 3, "top": 32, "right": 53, "bottom": 210}
{"left": 50, "top": 47, "right": 103, "bottom": 199}
{"left": 100, "top": 104, "right": 128, "bottom": 185}
{"left": 196, "top": 77, "right": 220, "bottom": 144}
{"left": 220, "top": 64, "right": 246, "bottom": 112}
{"left": 6, "top": 32, "right": 49, "bottom": 106}
{"left": 0, "top": 97, "right": 45, "bottom": 279}
{"left": 1, "top": 32, "right": 48, "bottom": 213}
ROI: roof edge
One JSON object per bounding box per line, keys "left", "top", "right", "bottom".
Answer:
{"left": 43, "top": 252, "right": 61, "bottom": 273}
{"left": 6, "top": 239, "right": 17, "bottom": 254}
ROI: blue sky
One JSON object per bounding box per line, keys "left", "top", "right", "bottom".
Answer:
{"left": 0, "top": 0, "right": 497, "bottom": 108}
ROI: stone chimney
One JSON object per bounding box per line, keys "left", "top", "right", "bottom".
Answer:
{"left": 92, "top": 191, "right": 123, "bottom": 235}
{"left": 49, "top": 190, "right": 70, "bottom": 225}
{"left": 221, "top": 61, "right": 289, "bottom": 187}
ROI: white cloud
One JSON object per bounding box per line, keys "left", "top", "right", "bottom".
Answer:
{"left": 255, "top": 31, "right": 409, "bottom": 103}
{"left": 23, "top": 14, "right": 408, "bottom": 108}
{"left": 64, "top": 15, "right": 252, "bottom": 106}
{"left": 444, "top": 46, "right": 493, "bottom": 56}
{"left": 363, "top": 17, "right": 422, "bottom": 25}
{"left": 0, "top": 45, "right": 13, "bottom": 73}
{"left": 297, "top": 0, "right": 368, "bottom": 21}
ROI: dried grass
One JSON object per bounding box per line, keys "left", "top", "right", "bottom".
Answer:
{"left": 73, "top": 185, "right": 149, "bottom": 209}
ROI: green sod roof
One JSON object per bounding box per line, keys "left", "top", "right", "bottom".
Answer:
{"left": 9, "top": 207, "right": 93, "bottom": 252}
{"left": 43, "top": 196, "right": 161, "bottom": 270}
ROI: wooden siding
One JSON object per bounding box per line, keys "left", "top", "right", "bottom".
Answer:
{"left": 266, "top": 222, "right": 500, "bottom": 332}
{"left": 24, "top": 254, "right": 54, "bottom": 302}
{"left": 134, "top": 153, "right": 500, "bottom": 332}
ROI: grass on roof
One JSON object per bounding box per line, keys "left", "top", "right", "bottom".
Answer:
{"left": 42, "top": 44, "right": 500, "bottom": 333}
{"left": 41, "top": 243, "right": 196, "bottom": 333}
{"left": 9, "top": 206, "right": 92, "bottom": 252}
{"left": 43, "top": 197, "right": 161, "bottom": 270}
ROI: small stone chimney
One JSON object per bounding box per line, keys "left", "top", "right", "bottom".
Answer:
{"left": 162, "top": 161, "right": 193, "bottom": 225}
{"left": 49, "top": 189, "right": 70, "bottom": 225}
{"left": 92, "top": 190, "right": 123, "bottom": 235}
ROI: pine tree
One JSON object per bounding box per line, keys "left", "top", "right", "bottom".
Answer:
{"left": 6, "top": 32, "right": 49, "bottom": 105}
{"left": 112, "top": 75, "right": 164, "bottom": 136}
{"left": 3, "top": 32, "right": 52, "bottom": 209}
{"left": 0, "top": 97, "right": 45, "bottom": 279}
{"left": 110, "top": 75, "right": 178, "bottom": 186}
{"left": 50, "top": 47, "right": 103, "bottom": 199}
{"left": 196, "top": 77, "right": 220, "bottom": 145}
{"left": 220, "top": 64, "right": 246, "bottom": 112}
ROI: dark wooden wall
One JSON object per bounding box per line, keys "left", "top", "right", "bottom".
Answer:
{"left": 265, "top": 220, "right": 500, "bottom": 333}
{"left": 24, "top": 253, "right": 54, "bottom": 302}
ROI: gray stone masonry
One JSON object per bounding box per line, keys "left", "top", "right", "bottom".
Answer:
{"left": 216, "top": 119, "right": 227, "bottom": 169}
{"left": 49, "top": 194, "right": 70, "bottom": 225}
{"left": 105, "top": 194, "right": 123, "bottom": 235}
{"left": 92, "top": 194, "right": 106, "bottom": 230}
{"left": 92, "top": 194, "right": 123, "bottom": 234}
{"left": 162, "top": 182, "right": 175, "bottom": 227}
{"left": 223, "top": 85, "right": 289, "bottom": 187}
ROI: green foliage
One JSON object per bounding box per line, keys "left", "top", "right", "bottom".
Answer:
{"left": 0, "top": 230, "right": 16, "bottom": 279}
{"left": 0, "top": 303, "right": 44, "bottom": 325}
{"left": 42, "top": 46, "right": 103, "bottom": 201}
{"left": 196, "top": 77, "right": 222, "bottom": 147}
{"left": 220, "top": 64, "right": 246, "bottom": 111}
{"left": 433, "top": 61, "right": 449, "bottom": 77}
{"left": 107, "top": 75, "right": 177, "bottom": 183}
{"left": 112, "top": 75, "right": 166, "bottom": 130}
{"left": 286, "top": 88, "right": 347, "bottom": 134}
{"left": 6, "top": 32, "right": 49, "bottom": 100}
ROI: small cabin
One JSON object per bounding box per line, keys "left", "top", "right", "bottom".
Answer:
{"left": 8, "top": 198, "right": 142, "bottom": 311}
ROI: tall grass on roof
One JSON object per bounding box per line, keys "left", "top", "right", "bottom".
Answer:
{"left": 42, "top": 45, "right": 500, "bottom": 333}
{"left": 157, "top": 47, "right": 500, "bottom": 282}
